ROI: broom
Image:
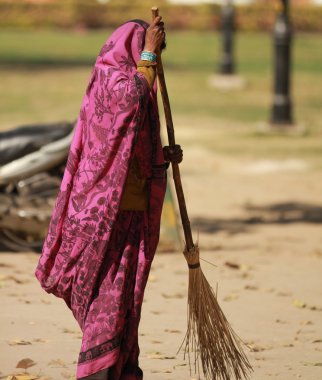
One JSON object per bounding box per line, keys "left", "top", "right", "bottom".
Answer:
{"left": 151, "top": 7, "right": 253, "bottom": 380}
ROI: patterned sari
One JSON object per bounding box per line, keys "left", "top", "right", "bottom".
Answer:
{"left": 35, "top": 20, "right": 167, "bottom": 379}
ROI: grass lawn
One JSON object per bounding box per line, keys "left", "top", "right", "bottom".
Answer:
{"left": 0, "top": 29, "right": 321, "bottom": 161}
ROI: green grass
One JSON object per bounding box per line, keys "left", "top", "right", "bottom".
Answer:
{"left": 0, "top": 29, "right": 321, "bottom": 161}
{"left": 1, "top": 29, "right": 321, "bottom": 72}
{"left": 0, "top": 29, "right": 108, "bottom": 65}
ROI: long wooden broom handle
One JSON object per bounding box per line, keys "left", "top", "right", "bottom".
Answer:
{"left": 151, "top": 7, "right": 194, "bottom": 251}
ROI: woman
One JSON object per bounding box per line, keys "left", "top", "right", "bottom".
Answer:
{"left": 35, "top": 16, "right": 182, "bottom": 380}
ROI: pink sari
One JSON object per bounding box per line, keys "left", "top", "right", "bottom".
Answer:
{"left": 35, "top": 20, "right": 167, "bottom": 379}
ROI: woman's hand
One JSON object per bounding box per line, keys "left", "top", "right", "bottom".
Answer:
{"left": 163, "top": 145, "right": 183, "bottom": 164}
{"left": 143, "top": 16, "right": 165, "bottom": 53}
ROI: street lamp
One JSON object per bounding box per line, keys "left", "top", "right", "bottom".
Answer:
{"left": 271, "top": 0, "right": 293, "bottom": 126}
{"left": 218, "top": 0, "right": 235, "bottom": 75}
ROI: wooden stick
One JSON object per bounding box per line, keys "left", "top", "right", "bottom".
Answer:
{"left": 151, "top": 7, "right": 194, "bottom": 251}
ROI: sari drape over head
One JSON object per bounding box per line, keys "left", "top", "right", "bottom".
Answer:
{"left": 35, "top": 20, "right": 167, "bottom": 379}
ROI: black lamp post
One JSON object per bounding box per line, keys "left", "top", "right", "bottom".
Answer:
{"left": 218, "top": 0, "right": 235, "bottom": 75}
{"left": 271, "top": 0, "right": 293, "bottom": 125}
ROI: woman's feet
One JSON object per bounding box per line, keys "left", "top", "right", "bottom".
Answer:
{"left": 79, "top": 367, "right": 109, "bottom": 380}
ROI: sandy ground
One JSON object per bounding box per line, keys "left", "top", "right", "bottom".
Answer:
{"left": 1, "top": 146, "right": 322, "bottom": 380}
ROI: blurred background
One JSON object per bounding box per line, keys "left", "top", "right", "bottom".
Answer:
{"left": 1, "top": 0, "right": 321, "bottom": 129}
{"left": 1, "top": 1, "right": 322, "bottom": 380}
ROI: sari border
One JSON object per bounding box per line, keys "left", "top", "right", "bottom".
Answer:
{"left": 77, "top": 346, "right": 119, "bottom": 379}
{"left": 78, "top": 333, "right": 122, "bottom": 364}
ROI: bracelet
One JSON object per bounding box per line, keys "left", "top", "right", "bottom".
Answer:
{"left": 140, "top": 51, "right": 157, "bottom": 62}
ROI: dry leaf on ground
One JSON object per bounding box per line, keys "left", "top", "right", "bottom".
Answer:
{"left": 60, "top": 370, "right": 74, "bottom": 379}
{"left": 275, "top": 319, "right": 288, "bottom": 324}
{"left": 16, "top": 358, "right": 37, "bottom": 369}
{"left": 146, "top": 351, "right": 175, "bottom": 360}
{"left": 150, "top": 368, "right": 173, "bottom": 373}
{"left": 249, "top": 344, "right": 272, "bottom": 352}
{"left": 303, "top": 362, "right": 322, "bottom": 367}
{"left": 48, "top": 359, "right": 67, "bottom": 368}
{"left": 0, "top": 262, "right": 14, "bottom": 268}
{"left": 309, "top": 305, "right": 322, "bottom": 311}
{"left": 293, "top": 300, "right": 322, "bottom": 311}
{"left": 4, "top": 275, "right": 30, "bottom": 284}
{"left": 62, "top": 328, "right": 79, "bottom": 334}
{"left": 300, "top": 320, "right": 313, "bottom": 326}
{"left": 161, "top": 293, "right": 185, "bottom": 299}
{"left": 282, "top": 343, "right": 294, "bottom": 347}
{"left": 8, "top": 340, "right": 32, "bottom": 346}
{"left": 174, "top": 362, "right": 188, "bottom": 367}
{"left": 293, "top": 299, "right": 307, "bottom": 308}
{"left": 164, "top": 329, "right": 182, "bottom": 334}
{"left": 277, "top": 291, "right": 292, "bottom": 297}
{"left": 40, "top": 299, "right": 51, "bottom": 305}
{"left": 6, "top": 375, "right": 38, "bottom": 380}
{"left": 244, "top": 284, "right": 258, "bottom": 291}
{"left": 223, "top": 293, "right": 239, "bottom": 301}
{"left": 33, "top": 338, "right": 49, "bottom": 343}
{"left": 224, "top": 261, "right": 240, "bottom": 270}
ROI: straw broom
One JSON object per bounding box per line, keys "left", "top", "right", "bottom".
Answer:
{"left": 151, "top": 7, "right": 253, "bottom": 380}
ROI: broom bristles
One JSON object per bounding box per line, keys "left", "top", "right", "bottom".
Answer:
{"left": 179, "top": 245, "right": 253, "bottom": 380}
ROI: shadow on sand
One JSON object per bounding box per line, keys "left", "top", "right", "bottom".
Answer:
{"left": 191, "top": 202, "right": 322, "bottom": 235}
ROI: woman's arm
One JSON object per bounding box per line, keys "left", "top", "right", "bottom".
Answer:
{"left": 136, "top": 60, "right": 157, "bottom": 89}
{"left": 136, "top": 15, "right": 165, "bottom": 89}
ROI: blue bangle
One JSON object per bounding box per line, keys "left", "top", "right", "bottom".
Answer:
{"left": 140, "top": 51, "right": 157, "bottom": 62}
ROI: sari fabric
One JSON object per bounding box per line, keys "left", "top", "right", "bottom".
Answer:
{"left": 34, "top": 20, "right": 167, "bottom": 379}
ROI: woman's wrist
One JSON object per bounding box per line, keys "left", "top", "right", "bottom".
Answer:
{"left": 143, "top": 44, "right": 156, "bottom": 54}
{"left": 140, "top": 50, "right": 157, "bottom": 63}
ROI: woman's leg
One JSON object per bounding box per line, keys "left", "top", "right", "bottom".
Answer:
{"left": 76, "top": 211, "right": 147, "bottom": 380}
{"left": 108, "top": 312, "right": 143, "bottom": 380}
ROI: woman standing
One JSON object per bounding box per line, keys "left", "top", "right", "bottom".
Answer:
{"left": 35, "top": 16, "right": 182, "bottom": 380}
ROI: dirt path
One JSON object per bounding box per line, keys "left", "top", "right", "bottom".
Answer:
{"left": 1, "top": 146, "right": 322, "bottom": 379}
